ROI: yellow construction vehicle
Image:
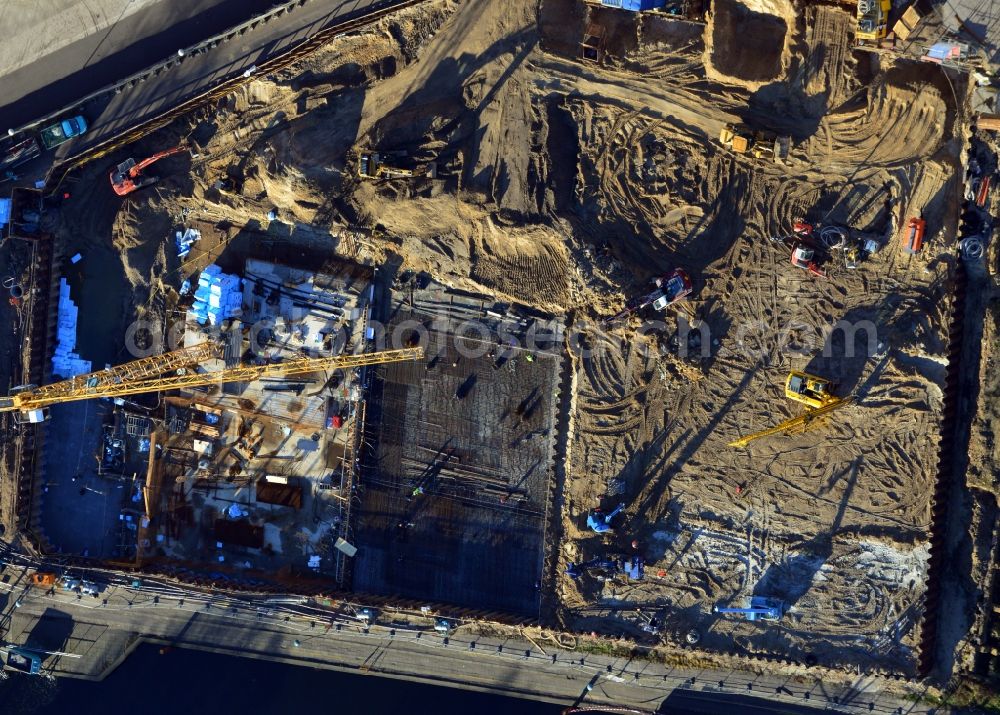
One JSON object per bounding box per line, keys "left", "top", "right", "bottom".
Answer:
{"left": 784, "top": 371, "right": 839, "bottom": 409}
{"left": 729, "top": 371, "right": 849, "bottom": 448}
{"left": 719, "top": 124, "right": 789, "bottom": 162}
{"left": 855, "top": 0, "right": 891, "bottom": 43}
{"left": 358, "top": 152, "right": 436, "bottom": 180}
{"left": 1, "top": 345, "right": 423, "bottom": 422}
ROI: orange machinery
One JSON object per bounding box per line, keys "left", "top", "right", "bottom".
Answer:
{"left": 110, "top": 145, "right": 188, "bottom": 196}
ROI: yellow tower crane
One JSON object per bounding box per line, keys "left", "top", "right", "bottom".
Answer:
{"left": 728, "top": 371, "right": 851, "bottom": 448}
{"left": 1, "top": 345, "right": 423, "bottom": 421}
{"left": 24, "top": 342, "right": 218, "bottom": 403}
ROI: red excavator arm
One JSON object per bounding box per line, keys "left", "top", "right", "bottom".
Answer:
{"left": 110, "top": 145, "right": 187, "bottom": 196}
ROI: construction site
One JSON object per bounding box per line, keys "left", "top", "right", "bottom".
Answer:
{"left": 0, "top": 0, "right": 999, "bottom": 696}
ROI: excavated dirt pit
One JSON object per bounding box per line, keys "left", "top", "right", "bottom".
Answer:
{"left": 587, "top": 8, "right": 640, "bottom": 60}
{"left": 706, "top": 0, "right": 791, "bottom": 86}
{"left": 539, "top": 0, "right": 589, "bottom": 58}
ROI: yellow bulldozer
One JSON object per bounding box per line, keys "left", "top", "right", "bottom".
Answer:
{"left": 719, "top": 124, "right": 790, "bottom": 162}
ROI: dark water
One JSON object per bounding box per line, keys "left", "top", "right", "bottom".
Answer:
{"left": 0, "top": 645, "right": 564, "bottom": 715}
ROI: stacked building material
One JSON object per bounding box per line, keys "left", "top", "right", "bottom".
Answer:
{"left": 175, "top": 228, "right": 201, "bottom": 258}
{"left": 189, "top": 265, "right": 242, "bottom": 326}
{"left": 51, "top": 278, "right": 91, "bottom": 377}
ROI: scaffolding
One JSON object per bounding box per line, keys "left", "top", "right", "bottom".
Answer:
{"left": 124, "top": 414, "right": 150, "bottom": 438}
{"left": 581, "top": 23, "right": 607, "bottom": 63}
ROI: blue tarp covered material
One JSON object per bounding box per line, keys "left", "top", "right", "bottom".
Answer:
{"left": 0, "top": 198, "right": 10, "bottom": 227}
{"left": 175, "top": 228, "right": 201, "bottom": 258}
{"left": 601, "top": 0, "right": 664, "bottom": 10}
{"left": 926, "top": 42, "right": 960, "bottom": 61}
{"left": 187, "top": 264, "right": 242, "bottom": 326}
{"left": 52, "top": 278, "right": 92, "bottom": 377}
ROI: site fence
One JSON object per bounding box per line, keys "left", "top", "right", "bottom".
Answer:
{"left": 18, "top": 0, "right": 426, "bottom": 188}
{"left": 10, "top": 235, "right": 56, "bottom": 543}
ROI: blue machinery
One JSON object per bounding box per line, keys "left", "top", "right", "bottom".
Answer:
{"left": 566, "top": 555, "right": 644, "bottom": 580}
{"left": 713, "top": 596, "right": 784, "bottom": 622}
{"left": 587, "top": 503, "right": 625, "bottom": 533}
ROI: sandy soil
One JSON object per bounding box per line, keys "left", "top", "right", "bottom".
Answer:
{"left": 704, "top": 0, "right": 793, "bottom": 89}
{"left": 40, "top": 0, "right": 970, "bottom": 677}
{"left": 969, "top": 302, "right": 1000, "bottom": 494}
{"left": 531, "top": 0, "right": 961, "bottom": 676}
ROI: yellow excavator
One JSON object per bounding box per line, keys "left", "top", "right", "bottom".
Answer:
{"left": 784, "top": 371, "right": 840, "bottom": 409}
{"left": 358, "top": 152, "right": 436, "bottom": 180}
{"left": 855, "top": 0, "right": 891, "bottom": 43}
{"left": 728, "top": 371, "right": 850, "bottom": 448}
{"left": 2, "top": 343, "right": 423, "bottom": 423}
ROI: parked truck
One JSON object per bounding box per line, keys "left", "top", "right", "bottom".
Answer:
{"left": 39, "top": 115, "right": 87, "bottom": 150}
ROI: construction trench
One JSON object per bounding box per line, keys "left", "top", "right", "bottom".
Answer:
{"left": 1, "top": 0, "right": 999, "bottom": 697}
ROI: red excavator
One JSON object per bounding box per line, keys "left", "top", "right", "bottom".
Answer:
{"left": 776, "top": 221, "right": 826, "bottom": 278}
{"left": 110, "top": 145, "right": 188, "bottom": 196}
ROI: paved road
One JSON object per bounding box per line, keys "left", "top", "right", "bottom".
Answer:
{"left": 0, "top": 555, "right": 936, "bottom": 715}
{"left": 6, "top": 0, "right": 399, "bottom": 169}
{"left": 656, "top": 690, "right": 867, "bottom": 715}
{"left": 0, "top": 0, "right": 277, "bottom": 133}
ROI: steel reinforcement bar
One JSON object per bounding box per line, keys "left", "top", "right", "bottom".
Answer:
{"left": 46, "top": 0, "right": 428, "bottom": 187}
